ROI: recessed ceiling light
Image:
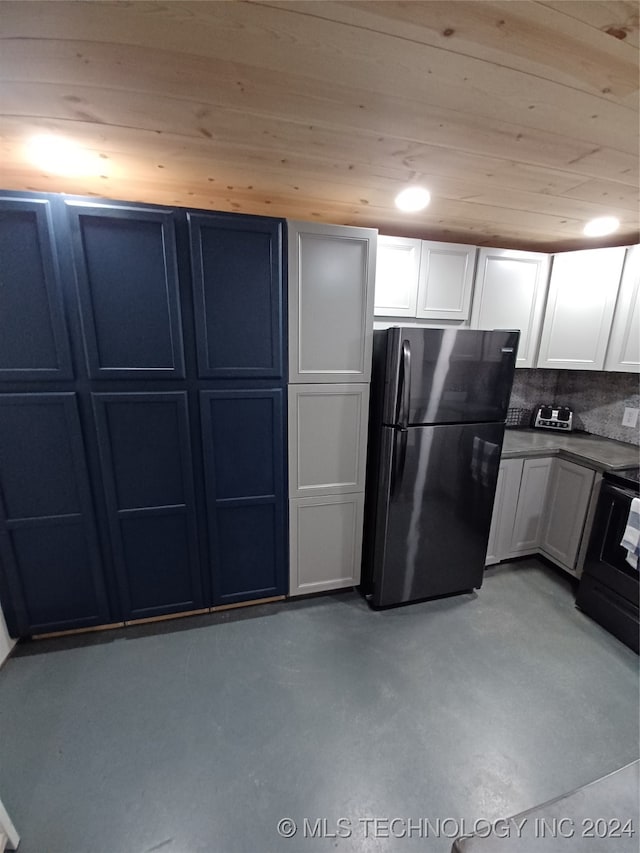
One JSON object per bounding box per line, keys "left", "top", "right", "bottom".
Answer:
{"left": 395, "top": 186, "right": 431, "bottom": 213}
{"left": 25, "top": 134, "right": 105, "bottom": 177}
{"left": 583, "top": 216, "right": 620, "bottom": 237}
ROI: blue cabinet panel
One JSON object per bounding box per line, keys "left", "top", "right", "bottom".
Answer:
{"left": 206, "top": 395, "right": 276, "bottom": 500}
{"left": 66, "top": 202, "right": 185, "bottom": 379}
{"left": 0, "top": 197, "right": 72, "bottom": 381}
{"left": 6, "top": 523, "right": 103, "bottom": 632}
{"left": 200, "top": 389, "right": 286, "bottom": 604}
{"left": 189, "top": 213, "right": 283, "bottom": 378}
{"left": 216, "top": 504, "right": 278, "bottom": 599}
{"left": 0, "top": 400, "right": 81, "bottom": 519}
{"left": 120, "top": 514, "right": 197, "bottom": 613}
{"left": 99, "top": 398, "right": 187, "bottom": 510}
{"left": 0, "top": 394, "right": 109, "bottom": 635}
{"left": 93, "top": 392, "right": 202, "bottom": 619}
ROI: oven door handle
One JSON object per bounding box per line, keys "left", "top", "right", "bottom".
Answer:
{"left": 603, "top": 483, "right": 637, "bottom": 502}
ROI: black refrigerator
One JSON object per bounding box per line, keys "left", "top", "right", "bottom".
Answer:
{"left": 361, "top": 327, "right": 519, "bottom": 608}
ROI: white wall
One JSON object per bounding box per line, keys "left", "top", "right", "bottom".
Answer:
{"left": 0, "top": 605, "right": 15, "bottom": 667}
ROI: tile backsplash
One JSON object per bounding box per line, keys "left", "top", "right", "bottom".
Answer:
{"left": 509, "top": 369, "right": 640, "bottom": 446}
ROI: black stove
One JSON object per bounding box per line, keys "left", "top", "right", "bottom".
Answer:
{"left": 578, "top": 464, "right": 639, "bottom": 653}
{"left": 604, "top": 466, "right": 640, "bottom": 493}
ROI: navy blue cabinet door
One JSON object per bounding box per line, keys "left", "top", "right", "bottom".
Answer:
{"left": 92, "top": 392, "right": 203, "bottom": 619}
{"left": 0, "top": 197, "right": 73, "bottom": 381}
{"left": 0, "top": 394, "right": 110, "bottom": 636}
{"left": 200, "top": 389, "right": 286, "bottom": 604}
{"left": 189, "top": 213, "right": 284, "bottom": 379}
{"left": 66, "top": 201, "right": 185, "bottom": 379}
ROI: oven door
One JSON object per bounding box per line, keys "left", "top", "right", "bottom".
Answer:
{"left": 586, "top": 482, "right": 639, "bottom": 594}
{"left": 577, "top": 481, "right": 639, "bottom": 652}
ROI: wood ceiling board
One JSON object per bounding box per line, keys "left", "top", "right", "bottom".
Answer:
{"left": 2, "top": 105, "right": 614, "bottom": 209}
{"left": 2, "top": 71, "right": 637, "bottom": 188}
{"left": 6, "top": 114, "right": 619, "bottom": 215}
{"left": 3, "top": 165, "right": 635, "bottom": 252}
{"left": 1, "top": 155, "right": 630, "bottom": 240}
{"left": 1, "top": 1, "right": 636, "bottom": 149}
{"left": 539, "top": 1, "right": 639, "bottom": 50}
{"left": 273, "top": 0, "right": 639, "bottom": 101}
{"left": 0, "top": 0, "right": 637, "bottom": 248}
{"left": 562, "top": 179, "right": 640, "bottom": 209}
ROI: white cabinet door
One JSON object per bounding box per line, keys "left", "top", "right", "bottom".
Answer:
{"left": 537, "top": 247, "right": 626, "bottom": 370}
{"left": 374, "top": 235, "right": 421, "bottom": 317}
{"left": 509, "top": 457, "right": 553, "bottom": 555}
{"left": 485, "top": 462, "right": 505, "bottom": 566}
{"left": 485, "top": 458, "right": 523, "bottom": 565}
{"left": 416, "top": 241, "right": 476, "bottom": 321}
{"left": 470, "top": 248, "right": 550, "bottom": 368}
{"left": 288, "top": 384, "right": 369, "bottom": 498}
{"left": 289, "top": 493, "right": 364, "bottom": 595}
{"left": 540, "top": 460, "right": 595, "bottom": 574}
{"left": 605, "top": 244, "right": 640, "bottom": 373}
{"left": 288, "top": 221, "right": 376, "bottom": 383}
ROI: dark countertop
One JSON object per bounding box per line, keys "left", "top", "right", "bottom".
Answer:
{"left": 502, "top": 429, "right": 639, "bottom": 471}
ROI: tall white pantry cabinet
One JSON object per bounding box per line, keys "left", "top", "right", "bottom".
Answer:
{"left": 287, "top": 221, "right": 376, "bottom": 596}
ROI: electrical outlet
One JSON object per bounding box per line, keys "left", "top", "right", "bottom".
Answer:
{"left": 622, "top": 407, "right": 639, "bottom": 428}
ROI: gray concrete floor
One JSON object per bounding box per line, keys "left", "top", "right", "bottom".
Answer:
{"left": 0, "top": 559, "right": 638, "bottom": 853}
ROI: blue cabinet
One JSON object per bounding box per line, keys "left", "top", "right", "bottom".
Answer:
{"left": 66, "top": 201, "right": 186, "bottom": 379}
{"left": 0, "top": 197, "right": 73, "bottom": 381}
{"left": 93, "top": 392, "right": 203, "bottom": 620}
{"left": 189, "top": 213, "right": 284, "bottom": 379}
{"left": 0, "top": 394, "right": 110, "bottom": 635}
{"left": 0, "top": 191, "right": 287, "bottom": 636}
{"left": 200, "top": 389, "right": 286, "bottom": 604}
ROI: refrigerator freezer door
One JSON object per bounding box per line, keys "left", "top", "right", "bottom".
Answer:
{"left": 370, "top": 421, "right": 504, "bottom": 607}
{"left": 379, "top": 327, "right": 518, "bottom": 427}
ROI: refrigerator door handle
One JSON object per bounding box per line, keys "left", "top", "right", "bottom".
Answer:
{"left": 391, "top": 428, "right": 408, "bottom": 498}
{"left": 396, "top": 339, "right": 411, "bottom": 428}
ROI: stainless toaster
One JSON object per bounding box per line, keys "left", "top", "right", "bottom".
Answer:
{"left": 533, "top": 404, "right": 574, "bottom": 431}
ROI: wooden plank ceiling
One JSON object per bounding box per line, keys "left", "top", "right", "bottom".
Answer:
{"left": 0, "top": 0, "right": 638, "bottom": 250}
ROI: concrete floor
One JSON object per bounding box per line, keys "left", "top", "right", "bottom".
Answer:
{"left": 0, "top": 559, "right": 638, "bottom": 853}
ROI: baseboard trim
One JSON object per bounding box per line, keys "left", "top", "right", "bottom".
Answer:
{"left": 33, "top": 622, "right": 125, "bottom": 640}
{"left": 212, "top": 595, "right": 286, "bottom": 612}
{"left": 30, "top": 595, "right": 287, "bottom": 639}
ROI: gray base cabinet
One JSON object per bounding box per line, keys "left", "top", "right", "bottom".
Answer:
{"left": 485, "top": 459, "right": 522, "bottom": 566}
{"left": 289, "top": 493, "right": 364, "bottom": 596}
{"left": 287, "top": 385, "right": 369, "bottom": 595}
{"left": 509, "top": 457, "right": 553, "bottom": 555}
{"left": 486, "top": 454, "right": 597, "bottom": 576}
{"left": 540, "top": 459, "right": 595, "bottom": 575}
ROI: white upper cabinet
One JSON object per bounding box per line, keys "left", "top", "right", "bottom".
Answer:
{"left": 374, "top": 237, "right": 476, "bottom": 322}
{"left": 416, "top": 241, "right": 476, "bottom": 321}
{"left": 288, "top": 221, "right": 376, "bottom": 383}
{"left": 605, "top": 245, "right": 640, "bottom": 373}
{"left": 470, "top": 248, "right": 550, "bottom": 368}
{"left": 537, "top": 246, "right": 626, "bottom": 370}
{"left": 374, "top": 235, "right": 421, "bottom": 317}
